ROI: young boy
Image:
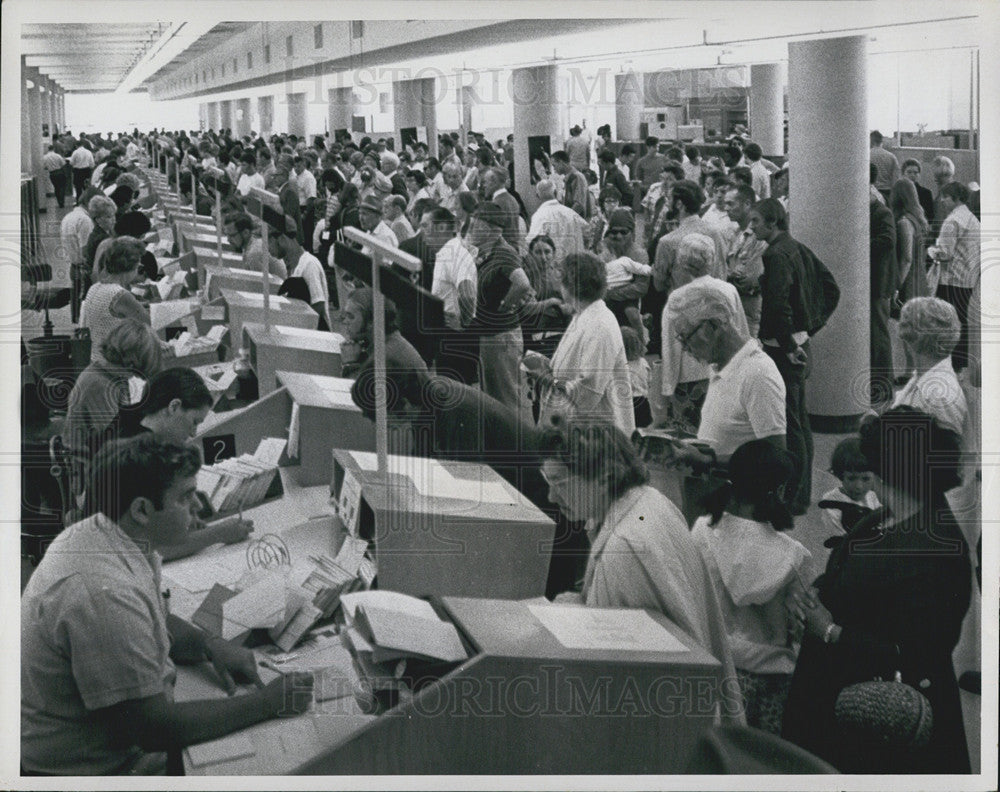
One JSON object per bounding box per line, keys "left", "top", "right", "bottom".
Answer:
{"left": 621, "top": 325, "right": 652, "bottom": 428}
{"left": 818, "top": 437, "right": 880, "bottom": 535}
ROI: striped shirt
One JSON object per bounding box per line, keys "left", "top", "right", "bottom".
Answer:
{"left": 935, "top": 203, "right": 980, "bottom": 289}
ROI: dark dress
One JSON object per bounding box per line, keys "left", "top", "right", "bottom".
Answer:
{"left": 782, "top": 505, "right": 972, "bottom": 774}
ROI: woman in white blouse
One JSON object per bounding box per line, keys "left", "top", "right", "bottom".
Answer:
{"left": 539, "top": 419, "right": 744, "bottom": 724}
{"left": 523, "top": 253, "right": 635, "bottom": 434}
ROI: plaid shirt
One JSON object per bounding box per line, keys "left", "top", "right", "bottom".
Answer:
{"left": 936, "top": 203, "right": 980, "bottom": 289}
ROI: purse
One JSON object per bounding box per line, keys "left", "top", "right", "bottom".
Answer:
{"left": 834, "top": 653, "right": 934, "bottom": 750}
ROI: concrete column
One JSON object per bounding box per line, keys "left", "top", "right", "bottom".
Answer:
{"left": 219, "top": 99, "right": 233, "bottom": 132}
{"left": 459, "top": 83, "right": 476, "bottom": 148}
{"left": 511, "top": 64, "right": 561, "bottom": 215}
{"left": 393, "top": 77, "right": 439, "bottom": 159}
{"left": 750, "top": 63, "right": 785, "bottom": 157}
{"left": 27, "top": 75, "right": 46, "bottom": 208}
{"left": 40, "top": 79, "right": 54, "bottom": 141}
{"left": 328, "top": 86, "right": 354, "bottom": 138}
{"left": 236, "top": 98, "right": 252, "bottom": 138}
{"left": 614, "top": 71, "right": 644, "bottom": 141}
{"left": 22, "top": 63, "right": 33, "bottom": 174}
{"left": 788, "top": 36, "right": 869, "bottom": 428}
{"left": 207, "top": 102, "right": 220, "bottom": 131}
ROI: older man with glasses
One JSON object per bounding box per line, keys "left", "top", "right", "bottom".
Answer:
{"left": 667, "top": 281, "right": 786, "bottom": 524}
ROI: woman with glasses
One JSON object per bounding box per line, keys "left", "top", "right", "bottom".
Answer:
{"left": 539, "top": 419, "right": 744, "bottom": 725}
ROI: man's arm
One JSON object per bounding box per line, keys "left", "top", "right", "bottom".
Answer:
{"left": 95, "top": 674, "right": 314, "bottom": 754}
{"left": 458, "top": 280, "right": 477, "bottom": 327}
{"left": 760, "top": 252, "right": 796, "bottom": 351}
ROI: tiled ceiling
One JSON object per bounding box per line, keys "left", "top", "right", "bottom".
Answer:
{"left": 21, "top": 22, "right": 253, "bottom": 94}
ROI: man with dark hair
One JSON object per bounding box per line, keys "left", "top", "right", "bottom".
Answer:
{"left": 724, "top": 182, "right": 767, "bottom": 336}
{"left": 598, "top": 149, "right": 634, "bottom": 208}
{"left": 551, "top": 151, "right": 593, "bottom": 220}
{"left": 426, "top": 207, "right": 478, "bottom": 383}
{"left": 742, "top": 142, "right": 771, "bottom": 199}
{"left": 869, "top": 130, "right": 900, "bottom": 201}
{"left": 901, "top": 157, "right": 935, "bottom": 225}
{"left": 642, "top": 162, "right": 686, "bottom": 249}
{"left": 21, "top": 435, "right": 313, "bottom": 775}
{"left": 267, "top": 218, "right": 331, "bottom": 329}
{"left": 465, "top": 203, "right": 532, "bottom": 420}
{"left": 635, "top": 136, "right": 666, "bottom": 193}
{"left": 932, "top": 180, "right": 980, "bottom": 371}
{"left": 224, "top": 214, "right": 287, "bottom": 279}
{"left": 870, "top": 166, "right": 898, "bottom": 396}
{"left": 748, "top": 198, "right": 813, "bottom": 514}
{"left": 565, "top": 123, "right": 591, "bottom": 171}
{"left": 653, "top": 181, "right": 729, "bottom": 292}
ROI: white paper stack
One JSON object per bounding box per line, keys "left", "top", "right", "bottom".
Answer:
{"left": 196, "top": 440, "right": 284, "bottom": 514}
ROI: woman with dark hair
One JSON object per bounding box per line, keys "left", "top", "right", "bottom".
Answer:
{"left": 782, "top": 407, "right": 972, "bottom": 773}
{"left": 523, "top": 252, "right": 634, "bottom": 434}
{"left": 692, "top": 439, "right": 811, "bottom": 735}
{"left": 538, "top": 419, "right": 743, "bottom": 724}
{"left": 338, "top": 287, "right": 428, "bottom": 380}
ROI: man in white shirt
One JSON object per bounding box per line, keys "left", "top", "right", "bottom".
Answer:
{"left": 235, "top": 154, "right": 265, "bottom": 198}
{"left": 742, "top": 143, "right": 771, "bottom": 201}
{"left": 69, "top": 142, "right": 96, "bottom": 201}
{"left": 43, "top": 145, "right": 68, "bottom": 208}
{"left": 61, "top": 197, "right": 95, "bottom": 322}
{"left": 526, "top": 180, "right": 587, "bottom": 264}
{"left": 424, "top": 207, "right": 478, "bottom": 384}
{"left": 436, "top": 161, "right": 469, "bottom": 215}
{"left": 293, "top": 156, "right": 317, "bottom": 207}
{"left": 669, "top": 280, "right": 786, "bottom": 523}
{"left": 932, "top": 181, "right": 981, "bottom": 371}
{"left": 357, "top": 194, "right": 399, "bottom": 254}
{"left": 268, "top": 219, "right": 331, "bottom": 330}
{"left": 382, "top": 195, "right": 415, "bottom": 245}
{"left": 662, "top": 234, "right": 748, "bottom": 430}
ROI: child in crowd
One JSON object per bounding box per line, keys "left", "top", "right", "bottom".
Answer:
{"left": 818, "top": 437, "right": 880, "bottom": 535}
{"left": 620, "top": 325, "right": 652, "bottom": 428}
{"left": 691, "top": 439, "right": 812, "bottom": 735}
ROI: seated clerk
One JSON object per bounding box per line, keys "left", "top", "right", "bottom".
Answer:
{"left": 350, "top": 367, "right": 547, "bottom": 510}
{"left": 268, "top": 218, "right": 332, "bottom": 331}
{"left": 21, "top": 435, "right": 314, "bottom": 776}
{"left": 117, "top": 367, "right": 253, "bottom": 561}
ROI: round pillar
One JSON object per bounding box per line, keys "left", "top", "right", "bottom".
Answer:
{"left": 614, "top": 71, "right": 643, "bottom": 141}
{"left": 511, "top": 64, "right": 561, "bottom": 215}
{"left": 206, "top": 101, "right": 220, "bottom": 131}
{"left": 328, "top": 86, "right": 354, "bottom": 138}
{"left": 28, "top": 79, "right": 45, "bottom": 208}
{"left": 788, "top": 35, "right": 869, "bottom": 428}
{"left": 393, "top": 77, "right": 440, "bottom": 159}
{"left": 750, "top": 63, "right": 785, "bottom": 157}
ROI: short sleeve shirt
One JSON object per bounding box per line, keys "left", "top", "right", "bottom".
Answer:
{"left": 432, "top": 236, "right": 478, "bottom": 319}
{"left": 698, "top": 339, "right": 786, "bottom": 458}
{"left": 292, "top": 250, "right": 331, "bottom": 326}
{"left": 21, "top": 513, "right": 176, "bottom": 774}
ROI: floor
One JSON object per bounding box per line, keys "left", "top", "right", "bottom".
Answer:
{"left": 20, "top": 179, "right": 983, "bottom": 773}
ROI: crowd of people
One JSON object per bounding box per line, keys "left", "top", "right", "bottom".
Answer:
{"left": 28, "top": 120, "right": 981, "bottom": 775}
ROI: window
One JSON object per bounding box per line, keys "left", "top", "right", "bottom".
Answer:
{"left": 314, "top": 24, "right": 323, "bottom": 49}
{"left": 286, "top": 35, "right": 293, "bottom": 57}
{"left": 247, "top": 51, "right": 253, "bottom": 69}
{"left": 264, "top": 44, "right": 271, "bottom": 64}
{"left": 221, "top": 63, "right": 226, "bottom": 77}
{"left": 351, "top": 21, "right": 364, "bottom": 39}
{"left": 202, "top": 69, "right": 207, "bottom": 82}
{"left": 233, "top": 57, "right": 238, "bottom": 73}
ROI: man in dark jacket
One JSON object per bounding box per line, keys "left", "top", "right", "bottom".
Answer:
{"left": 750, "top": 198, "right": 813, "bottom": 515}
{"left": 870, "top": 163, "right": 898, "bottom": 399}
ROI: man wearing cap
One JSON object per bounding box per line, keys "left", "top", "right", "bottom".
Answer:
{"left": 465, "top": 203, "right": 533, "bottom": 420}
{"left": 267, "top": 218, "right": 331, "bottom": 331}
{"left": 357, "top": 194, "right": 399, "bottom": 253}
{"left": 565, "top": 124, "right": 591, "bottom": 171}
{"left": 526, "top": 180, "right": 587, "bottom": 264}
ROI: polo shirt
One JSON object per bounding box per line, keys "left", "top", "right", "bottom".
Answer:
{"left": 21, "top": 513, "right": 176, "bottom": 774}
{"left": 697, "top": 339, "right": 786, "bottom": 459}
{"left": 935, "top": 203, "right": 980, "bottom": 289}
{"left": 61, "top": 207, "right": 94, "bottom": 264}
{"left": 69, "top": 146, "right": 95, "bottom": 170}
